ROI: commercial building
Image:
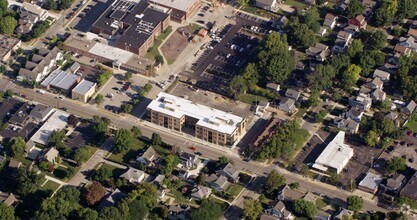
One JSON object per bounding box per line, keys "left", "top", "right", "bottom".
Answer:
{"left": 0, "top": 35, "right": 21, "bottom": 62}
{"left": 63, "top": 34, "right": 154, "bottom": 75}
{"left": 18, "top": 47, "right": 63, "bottom": 82}
{"left": 72, "top": 79, "right": 97, "bottom": 103}
{"left": 147, "top": 92, "right": 246, "bottom": 146}
{"left": 312, "top": 131, "right": 354, "bottom": 174}
{"left": 30, "top": 110, "right": 69, "bottom": 145}
{"left": 41, "top": 69, "right": 80, "bottom": 93}
{"left": 91, "top": 0, "right": 170, "bottom": 56}
{"left": 358, "top": 172, "right": 382, "bottom": 194}
{"left": 148, "top": 0, "right": 200, "bottom": 23}
{"left": 29, "top": 104, "right": 54, "bottom": 122}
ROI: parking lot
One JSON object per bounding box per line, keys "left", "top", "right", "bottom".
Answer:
{"left": 170, "top": 82, "right": 253, "bottom": 120}
{"left": 378, "top": 132, "right": 417, "bottom": 171}
{"left": 181, "top": 11, "right": 276, "bottom": 96}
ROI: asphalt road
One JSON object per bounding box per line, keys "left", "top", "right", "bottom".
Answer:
{"left": 1, "top": 77, "right": 386, "bottom": 213}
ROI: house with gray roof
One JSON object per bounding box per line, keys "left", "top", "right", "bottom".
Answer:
{"left": 349, "top": 93, "right": 372, "bottom": 111}
{"left": 383, "top": 174, "right": 406, "bottom": 193}
{"left": 334, "top": 117, "right": 359, "bottom": 134}
{"left": 265, "top": 200, "right": 293, "bottom": 219}
{"left": 334, "top": 208, "right": 354, "bottom": 220}
{"left": 190, "top": 186, "right": 212, "bottom": 201}
{"left": 120, "top": 167, "right": 145, "bottom": 184}
{"left": 136, "top": 146, "right": 159, "bottom": 166}
{"left": 285, "top": 88, "right": 301, "bottom": 101}
{"left": 72, "top": 79, "right": 97, "bottom": 103}
{"left": 0, "top": 192, "right": 18, "bottom": 206}
{"left": 373, "top": 69, "right": 391, "bottom": 83}
{"left": 29, "top": 104, "right": 54, "bottom": 122}
{"left": 42, "top": 147, "right": 59, "bottom": 163}
{"left": 216, "top": 163, "right": 239, "bottom": 182}
{"left": 306, "top": 43, "right": 331, "bottom": 61}
{"left": 323, "top": 13, "right": 337, "bottom": 30}
{"left": 266, "top": 83, "right": 280, "bottom": 93}
{"left": 279, "top": 98, "right": 296, "bottom": 114}
{"left": 358, "top": 172, "right": 382, "bottom": 194}
{"left": 255, "top": 0, "right": 280, "bottom": 12}
{"left": 99, "top": 188, "right": 127, "bottom": 209}
{"left": 18, "top": 47, "right": 63, "bottom": 82}
{"left": 210, "top": 175, "right": 229, "bottom": 191}
{"left": 403, "top": 100, "right": 416, "bottom": 114}
{"left": 400, "top": 171, "right": 417, "bottom": 200}
{"left": 8, "top": 159, "right": 22, "bottom": 169}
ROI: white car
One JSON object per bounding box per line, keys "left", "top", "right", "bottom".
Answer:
{"left": 36, "top": 89, "right": 46, "bottom": 94}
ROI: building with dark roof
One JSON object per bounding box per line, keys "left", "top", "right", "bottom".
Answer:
{"left": 0, "top": 35, "right": 21, "bottom": 62}
{"left": 400, "top": 171, "right": 417, "bottom": 200}
{"left": 18, "top": 47, "right": 63, "bottom": 82}
{"left": 91, "top": 0, "right": 170, "bottom": 56}
{"left": 29, "top": 104, "right": 54, "bottom": 122}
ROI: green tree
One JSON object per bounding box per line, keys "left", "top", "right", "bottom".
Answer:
{"left": 0, "top": 202, "right": 15, "bottom": 220}
{"left": 5, "top": 90, "right": 13, "bottom": 97}
{"left": 347, "top": 196, "right": 363, "bottom": 211}
{"left": 0, "top": 65, "right": 6, "bottom": 74}
{"left": 387, "top": 157, "right": 407, "bottom": 173}
{"left": 345, "top": 0, "right": 365, "bottom": 18}
{"left": 93, "top": 166, "right": 113, "bottom": 183}
{"left": 131, "top": 126, "right": 142, "bottom": 138}
{"left": 397, "top": 0, "right": 417, "bottom": 19}
{"left": 77, "top": 208, "right": 98, "bottom": 220}
{"left": 368, "top": 30, "right": 387, "bottom": 50}
{"left": 241, "top": 63, "right": 259, "bottom": 90}
{"left": 151, "top": 133, "right": 162, "bottom": 146}
{"left": 10, "top": 136, "right": 25, "bottom": 157}
{"left": 229, "top": 76, "right": 247, "bottom": 98}
{"left": 44, "top": 0, "right": 57, "bottom": 10}
{"left": 124, "top": 72, "right": 133, "bottom": 81}
{"left": 73, "top": 146, "right": 90, "bottom": 165}
{"left": 358, "top": 52, "right": 376, "bottom": 77}
{"left": 216, "top": 156, "right": 229, "bottom": 167}
{"left": 309, "top": 64, "right": 336, "bottom": 91}
{"left": 67, "top": 114, "right": 79, "bottom": 127}
{"left": 365, "top": 130, "right": 380, "bottom": 147}
{"left": 189, "top": 199, "right": 223, "bottom": 220}
{"left": 92, "top": 116, "right": 110, "bottom": 138}
{"left": 243, "top": 199, "right": 262, "bottom": 220}
{"left": 0, "top": 0, "right": 7, "bottom": 16}
{"left": 161, "top": 154, "right": 179, "bottom": 175}
{"left": 114, "top": 129, "right": 136, "bottom": 154}
{"left": 121, "top": 103, "right": 133, "bottom": 113}
{"left": 84, "top": 181, "right": 106, "bottom": 206}
{"left": 347, "top": 39, "right": 364, "bottom": 58}
{"left": 289, "top": 182, "right": 300, "bottom": 190}
{"left": 315, "top": 109, "right": 327, "bottom": 122}
{"left": 294, "top": 199, "right": 318, "bottom": 218}
{"left": 31, "top": 21, "right": 50, "bottom": 38}
{"left": 341, "top": 64, "right": 361, "bottom": 90}
{"left": 155, "top": 54, "right": 164, "bottom": 65}
{"left": 329, "top": 54, "right": 351, "bottom": 72}
{"left": 95, "top": 94, "right": 104, "bottom": 105}
{"left": 129, "top": 199, "right": 148, "bottom": 220}
{"left": 59, "top": 0, "right": 73, "bottom": 9}
{"left": 329, "top": 170, "right": 340, "bottom": 185}
{"left": 0, "top": 16, "right": 17, "bottom": 35}
{"left": 48, "top": 129, "right": 66, "bottom": 148}
{"left": 265, "top": 170, "right": 286, "bottom": 196}
{"left": 237, "top": 0, "right": 249, "bottom": 6}
{"left": 98, "top": 206, "right": 123, "bottom": 219}
{"left": 290, "top": 22, "right": 318, "bottom": 48}
{"left": 373, "top": 1, "right": 397, "bottom": 26}
{"left": 17, "top": 168, "right": 44, "bottom": 195}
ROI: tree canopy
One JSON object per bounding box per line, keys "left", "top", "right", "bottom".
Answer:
{"left": 264, "top": 170, "right": 286, "bottom": 196}
{"left": 17, "top": 168, "right": 44, "bottom": 196}
{"left": 92, "top": 116, "right": 110, "bottom": 138}
{"left": 341, "top": 64, "right": 361, "bottom": 90}
{"left": 387, "top": 157, "right": 407, "bottom": 173}
{"left": 36, "top": 186, "right": 81, "bottom": 219}
{"left": 10, "top": 136, "right": 26, "bottom": 158}
{"left": 294, "top": 199, "right": 318, "bottom": 218}
{"left": 0, "top": 202, "right": 15, "bottom": 220}
{"left": 114, "top": 129, "right": 136, "bottom": 153}
{"left": 84, "top": 181, "right": 106, "bottom": 206}
{"left": 243, "top": 199, "right": 262, "bottom": 220}
{"left": 189, "top": 199, "right": 223, "bottom": 220}
{"left": 345, "top": 0, "right": 365, "bottom": 18}
{"left": 347, "top": 196, "right": 364, "bottom": 211}
{"left": 0, "top": 16, "right": 17, "bottom": 35}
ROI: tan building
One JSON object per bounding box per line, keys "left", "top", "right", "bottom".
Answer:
{"left": 147, "top": 92, "right": 246, "bottom": 146}
{"left": 0, "top": 35, "right": 21, "bottom": 62}
{"left": 72, "top": 79, "right": 97, "bottom": 103}
{"left": 148, "top": 0, "right": 201, "bottom": 23}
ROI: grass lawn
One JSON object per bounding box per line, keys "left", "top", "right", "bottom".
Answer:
{"left": 316, "top": 198, "right": 329, "bottom": 209}
{"left": 283, "top": 0, "right": 309, "bottom": 8}
{"left": 108, "top": 140, "right": 146, "bottom": 165}
{"left": 145, "top": 26, "right": 173, "bottom": 60}
{"left": 165, "top": 78, "right": 179, "bottom": 93}
{"left": 237, "top": 93, "right": 268, "bottom": 105}
{"left": 15, "top": 156, "right": 32, "bottom": 166}
{"left": 210, "top": 196, "right": 230, "bottom": 211}
{"left": 294, "top": 129, "right": 310, "bottom": 148}
{"left": 153, "top": 145, "right": 171, "bottom": 158}
{"left": 405, "top": 116, "right": 417, "bottom": 132}
{"left": 295, "top": 108, "right": 307, "bottom": 117}
{"left": 225, "top": 184, "right": 244, "bottom": 197}
{"left": 189, "top": 23, "right": 202, "bottom": 33}
{"left": 99, "top": 163, "right": 125, "bottom": 179}
{"left": 294, "top": 216, "right": 309, "bottom": 220}
{"left": 241, "top": 5, "right": 282, "bottom": 19}
{"left": 41, "top": 180, "right": 60, "bottom": 192}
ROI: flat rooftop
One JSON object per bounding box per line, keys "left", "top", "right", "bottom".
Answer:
{"left": 313, "top": 131, "right": 353, "bottom": 172}
{"left": 150, "top": 0, "right": 198, "bottom": 12}
{"left": 89, "top": 43, "right": 133, "bottom": 64}
{"left": 30, "top": 110, "right": 69, "bottom": 145}
{"left": 92, "top": 0, "right": 169, "bottom": 50}
{"left": 359, "top": 172, "right": 382, "bottom": 191}
{"left": 42, "top": 69, "right": 79, "bottom": 91}
{"left": 147, "top": 92, "right": 244, "bottom": 134}
{"left": 0, "top": 35, "right": 20, "bottom": 59}
{"left": 401, "top": 171, "right": 417, "bottom": 199}
{"left": 72, "top": 79, "right": 96, "bottom": 95}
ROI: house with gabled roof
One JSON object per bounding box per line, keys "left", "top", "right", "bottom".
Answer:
{"left": 120, "top": 167, "right": 145, "bottom": 184}
{"left": 216, "top": 163, "right": 239, "bottom": 182}
{"left": 323, "top": 13, "right": 337, "bottom": 30}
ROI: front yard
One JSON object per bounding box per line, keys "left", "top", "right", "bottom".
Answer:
{"left": 225, "top": 184, "right": 244, "bottom": 197}
{"left": 107, "top": 140, "right": 146, "bottom": 165}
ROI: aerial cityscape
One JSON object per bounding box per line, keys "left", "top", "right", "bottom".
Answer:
{"left": 0, "top": 0, "right": 416, "bottom": 218}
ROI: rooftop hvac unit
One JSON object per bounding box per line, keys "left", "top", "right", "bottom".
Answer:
{"left": 135, "top": 14, "right": 144, "bottom": 19}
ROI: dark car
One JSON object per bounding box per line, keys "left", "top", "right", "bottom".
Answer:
{"left": 195, "top": 152, "right": 203, "bottom": 156}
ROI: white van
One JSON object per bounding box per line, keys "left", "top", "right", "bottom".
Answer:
{"left": 36, "top": 89, "right": 46, "bottom": 94}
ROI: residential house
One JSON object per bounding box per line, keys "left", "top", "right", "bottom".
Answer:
{"left": 323, "top": 13, "right": 337, "bottom": 30}
{"left": 169, "top": 204, "right": 190, "bottom": 218}
{"left": 16, "top": 11, "right": 39, "bottom": 35}
{"left": 216, "top": 163, "right": 239, "bottom": 182}
{"left": 333, "top": 208, "right": 354, "bottom": 220}
{"left": 358, "top": 172, "right": 382, "bottom": 194}
{"left": 20, "top": 2, "right": 48, "bottom": 20}
{"left": 266, "top": 83, "right": 280, "bottom": 93}
{"left": 408, "top": 28, "right": 417, "bottom": 38}
{"left": 41, "top": 147, "right": 59, "bottom": 163}
{"left": 120, "top": 167, "right": 145, "bottom": 184}
{"left": 385, "top": 112, "right": 399, "bottom": 126}
{"left": 18, "top": 47, "right": 63, "bottom": 82}
{"left": 8, "top": 159, "right": 22, "bottom": 169}
{"left": 334, "top": 117, "right": 360, "bottom": 134}
{"left": 136, "top": 146, "right": 159, "bottom": 166}
{"left": 394, "top": 44, "right": 411, "bottom": 57}
{"left": 371, "top": 88, "right": 386, "bottom": 102}
{"left": 190, "top": 186, "right": 212, "bottom": 201}
{"left": 265, "top": 200, "right": 294, "bottom": 219}
{"left": 279, "top": 98, "right": 296, "bottom": 114}
{"left": 313, "top": 210, "right": 332, "bottom": 220}
{"left": 345, "top": 107, "right": 364, "bottom": 121}
{"left": 0, "top": 192, "right": 18, "bottom": 206}
{"left": 303, "top": 191, "right": 317, "bottom": 202}
{"left": 306, "top": 43, "right": 331, "bottom": 61}
{"left": 403, "top": 100, "right": 416, "bottom": 114}
{"left": 179, "top": 152, "right": 201, "bottom": 170}
{"left": 260, "top": 214, "right": 279, "bottom": 220}
{"left": 317, "top": 27, "right": 327, "bottom": 36}
{"left": 276, "top": 185, "right": 305, "bottom": 201}
{"left": 348, "top": 15, "right": 367, "bottom": 30}
{"left": 399, "top": 36, "right": 417, "bottom": 52}
{"left": 255, "top": 0, "right": 279, "bottom": 12}
{"left": 8, "top": 103, "right": 31, "bottom": 127}
{"left": 209, "top": 175, "right": 230, "bottom": 191}
{"left": 383, "top": 174, "right": 406, "bottom": 193}
{"left": 400, "top": 171, "right": 417, "bottom": 200}
{"left": 303, "top": 0, "right": 315, "bottom": 5}
{"left": 256, "top": 101, "right": 270, "bottom": 115}
{"left": 349, "top": 93, "right": 372, "bottom": 111}
{"left": 98, "top": 188, "right": 127, "bottom": 209}
{"left": 25, "top": 140, "right": 42, "bottom": 160}
{"left": 285, "top": 89, "right": 301, "bottom": 101}
{"left": 373, "top": 69, "right": 391, "bottom": 83}
{"left": 360, "top": 0, "right": 376, "bottom": 10}
{"left": 29, "top": 104, "right": 54, "bottom": 122}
